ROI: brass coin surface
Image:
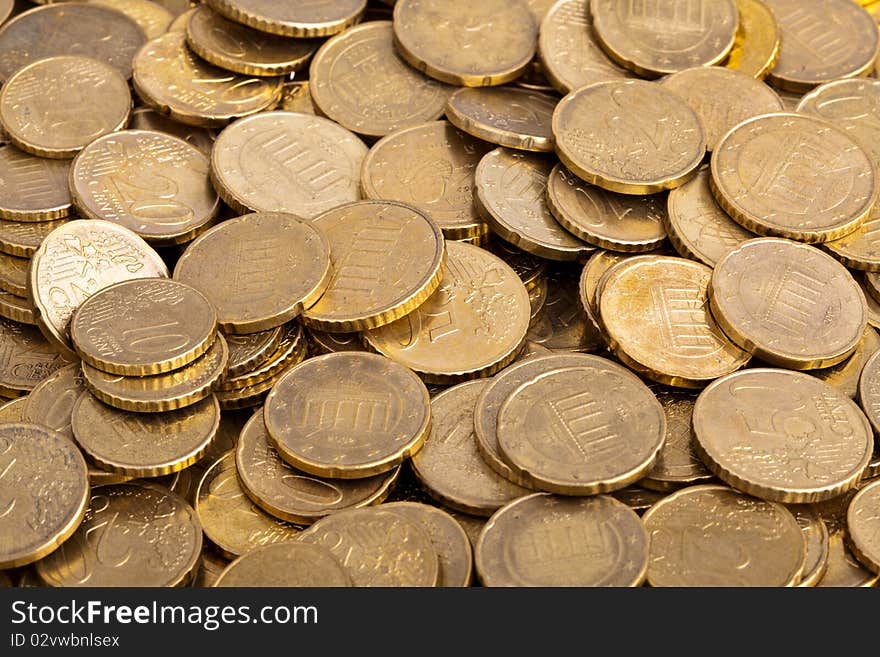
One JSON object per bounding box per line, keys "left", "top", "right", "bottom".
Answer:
{"left": 857, "top": 349, "right": 880, "bottom": 437}
{"left": 547, "top": 164, "right": 668, "bottom": 253}
{"left": 214, "top": 542, "right": 350, "bottom": 587}
{"left": 0, "top": 0, "right": 10, "bottom": 26}
{"left": 280, "top": 80, "right": 316, "bottom": 115}
{"left": 709, "top": 238, "right": 867, "bottom": 369}
{"left": 643, "top": 485, "right": 805, "bottom": 587}
{"left": 22, "top": 363, "right": 84, "bottom": 441}
{"left": 589, "top": 0, "right": 738, "bottom": 77}
{"left": 211, "top": 112, "right": 367, "bottom": 218}
{"left": 392, "top": 0, "right": 537, "bottom": 87}
{"left": 224, "top": 327, "right": 282, "bottom": 378}
{"left": 725, "top": 0, "right": 780, "bottom": 80}
{"left": 812, "top": 326, "right": 880, "bottom": 399}
{"left": 529, "top": 264, "right": 603, "bottom": 352}
{"left": 264, "top": 352, "right": 430, "bottom": 479}
{"left": 862, "top": 278, "right": 880, "bottom": 329}
{"left": 71, "top": 278, "right": 217, "bottom": 376}
{"left": 0, "top": 56, "right": 130, "bottom": 159}
{"left": 817, "top": 529, "right": 880, "bottom": 587}
{"left": 310, "top": 21, "right": 452, "bottom": 139}
{"left": 0, "top": 218, "right": 71, "bottom": 258}
{"left": 693, "top": 369, "right": 873, "bottom": 503}
{"left": 611, "top": 486, "right": 666, "bottom": 513}
{"left": 360, "top": 121, "right": 492, "bottom": 239}
{"left": 0, "top": 146, "right": 72, "bottom": 221}
{"left": 487, "top": 240, "right": 547, "bottom": 291}
{"left": 599, "top": 256, "right": 750, "bottom": 387}
{"left": 0, "top": 396, "right": 25, "bottom": 422}
{"left": 364, "top": 241, "right": 531, "bottom": 384}
{"left": 28, "top": 220, "right": 169, "bottom": 358}
{"left": 710, "top": 113, "right": 877, "bottom": 243}
{"left": 764, "top": 0, "right": 879, "bottom": 93}
{"left": 216, "top": 323, "right": 306, "bottom": 392}
{"left": 0, "top": 423, "right": 89, "bottom": 569}
{"left": 195, "top": 549, "right": 229, "bottom": 588}
{"left": 553, "top": 80, "right": 705, "bottom": 194}
{"left": 204, "top": 0, "right": 365, "bottom": 38}
{"left": 476, "top": 493, "right": 649, "bottom": 587}
{"left": 236, "top": 409, "right": 398, "bottom": 524}
{"left": 302, "top": 201, "right": 445, "bottom": 333}
{"left": 0, "top": 252, "right": 26, "bottom": 297}
{"left": 90, "top": 0, "right": 174, "bottom": 39}
{"left": 36, "top": 483, "right": 202, "bottom": 587}
{"left": 865, "top": 272, "right": 880, "bottom": 305}
{"left": 846, "top": 480, "right": 880, "bottom": 573}
{"left": 129, "top": 108, "right": 216, "bottom": 157}
{"left": 788, "top": 504, "right": 830, "bottom": 587}
{"left": 0, "top": 318, "right": 68, "bottom": 397}
{"left": 132, "top": 32, "right": 282, "bottom": 129}
{"left": 174, "top": 212, "right": 331, "bottom": 334}
{"left": 0, "top": 291, "right": 35, "bottom": 326}
{"left": 306, "top": 328, "right": 365, "bottom": 355}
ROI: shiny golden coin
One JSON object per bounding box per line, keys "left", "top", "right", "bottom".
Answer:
{"left": 710, "top": 238, "right": 867, "bottom": 369}
{"left": 0, "top": 318, "right": 68, "bottom": 397}
{"left": 302, "top": 201, "right": 445, "bottom": 332}
{"left": 857, "top": 349, "right": 880, "bottom": 437}
{"left": 22, "top": 363, "right": 83, "bottom": 441}
{"left": 0, "top": 56, "right": 130, "bottom": 159}
{"left": 590, "top": 0, "right": 738, "bottom": 77}
{"left": 486, "top": 241, "right": 547, "bottom": 291}
{"left": 765, "top": 0, "right": 879, "bottom": 92}
{"left": 0, "top": 396, "right": 25, "bottom": 422}
{"left": 0, "top": 252, "right": 26, "bottom": 297}
{"left": 726, "top": 0, "right": 781, "bottom": 79}
{"left": 711, "top": 114, "right": 876, "bottom": 243}
{"left": 364, "top": 241, "right": 530, "bottom": 384}
{"left": 174, "top": 212, "right": 331, "bottom": 334}
{"left": 280, "top": 80, "right": 316, "bottom": 115}
{"left": 225, "top": 326, "right": 282, "bottom": 378}
{"left": 0, "top": 3, "right": 146, "bottom": 82}
{"left": 392, "top": 0, "right": 537, "bottom": 87}
{"left": 0, "top": 218, "right": 71, "bottom": 258}
{"left": 129, "top": 107, "right": 216, "bottom": 157}
{"left": 28, "top": 220, "right": 169, "bottom": 358}
{"left": 817, "top": 529, "right": 880, "bottom": 587}
{"left": 215, "top": 374, "right": 279, "bottom": 410}
{"left": 204, "top": 0, "right": 365, "bottom": 37}
{"left": 211, "top": 112, "right": 366, "bottom": 218}
{"left": 307, "top": 328, "right": 365, "bottom": 355}
{"left": 600, "top": 256, "right": 751, "bottom": 387}
{"left": 0, "top": 423, "right": 88, "bottom": 569}
{"left": 298, "top": 506, "right": 439, "bottom": 586}
{"left": 847, "top": 480, "right": 880, "bottom": 573}
{"left": 215, "top": 323, "right": 305, "bottom": 391}
{"left": 310, "top": 21, "right": 452, "bottom": 139}
{"left": 529, "top": 263, "right": 603, "bottom": 352}
{"left": 643, "top": 485, "right": 805, "bottom": 587}
{"left": 528, "top": 278, "right": 549, "bottom": 320}
{"left": 476, "top": 493, "right": 648, "bottom": 587}
{"left": 360, "top": 121, "right": 491, "bottom": 240}
{"left": 36, "top": 482, "right": 202, "bottom": 587}
{"left": 0, "top": 291, "right": 35, "bottom": 326}
{"left": 553, "top": 80, "right": 705, "bottom": 194}
{"left": 694, "top": 369, "right": 873, "bottom": 503}
{"left": 788, "top": 504, "right": 830, "bottom": 587}
{"left": 547, "top": 164, "right": 668, "bottom": 253}
{"left": 812, "top": 326, "right": 880, "bottom": 398}
{"left": 214, "top": 542, "right": 350, "bottom": 587}
{"left": 91, "top": 0, "right": 174, "bottom": 38}
{"left": 0, "top": 146, "right": 72, "bottom": 221}
{"left": 132, "top": 32, "right": 282, "bottom": 129}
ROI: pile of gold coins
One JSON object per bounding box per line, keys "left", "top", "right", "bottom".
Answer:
{"left": 1, "top": 0, "right": 880, "bottom": 589}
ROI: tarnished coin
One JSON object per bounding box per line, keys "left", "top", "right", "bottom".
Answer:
{"left": 599, "top": 256, "right": 750, "bottom": 387}
{"left": 0, "top": 318, "right": 68, "bottom": 397}
{"left": 204, "top": 0, "right": 365, "bottom": 37}
{"left": 862, "top": 278, "right": 880, "bottom": 329}
{"left": 788, "top": 504, "right": 830, "bottom": 587}
{"left": 711, "top": 114, "right": 877, "bottom": 243}
{"left": 858, "top": 349, "right": 880, "bottom": 438}
{"left": 817, "top": 529, "right": 880, "bottom": 587}
{"left": 364, "top": 241, "right": 530, "bottom": 384}
{"left": 174, "top": 212, "right": 331, "bottom": 334}
{"left": 846, "top": 480, "right": 880, "bottom": 574}
{"left": 280, "top": 81, "right": 316, "bottom": 115}
{"left": 392, "top": 0, "right": 537, "bottom": 87}
{"left": 90, "top": 0, "right": 174, "bottom": 39}
{"left": 0, "top": 0, "right": 11, "bottom": 26}
{"left": 866, "top": 272, "right": 880, "bottom": 305}
{"left": 693, "top": 369, "right": 874, "bottom": 503}
{"left": 553, "top": 80, "right": 705, "bottom": 194}
{"left": 0, "top": 291, "right": 36, "bottom": 326}
{"left": 725, "top": 0, "right": 781, "bottom": 80}
{"left": 0, "top": 252, "right": 26, "bottom": 297}
{"left": 360, "top": 121, "right": 492, "bottom": 239}
{"left": 216, "top": 323, "right": 306, "bottom": 392}
{"left": 36, "top": 483, "right": 202, "bottom": 587}
{"left": 214, "top": 542, "right": 350, "bottom": 587}
{"left": 611, "top": 486, "right": 667, "bottom": 514}
{"left": 476, "top": 493, "right": 648, "bottom": 587}
{"left": 0, "top": 423, "right": 89, "bottom": 569}
{"left": 307, "top": 328, "right": 365, "bottom": 355}
{"left": 812, "top": 326, "right": 880, "bottom": 399}
{"left": 132, "top": 32, "right": 282, "bottom": 128}
{"left": 0, "top": 146, "right": 72, "bottom": 221}
{"left": 764, "top": 0, "right": 879, "bottom": 93}
{"left": 310, "top": 21, "right": 452, "bottom": 139}
{"left": 589, "top": 0, "right": 738, "bottom": 77}
{"left": 129, "top": 108, "right": 216, "bottom": 157}
{"left": 0, "top": 218, "right": 71, "bottom": 258}
{"left": 0, "top": 56, "right": 130, "bottom": 159}
{"left": 22, "top": 363, "right": 83, "bottom": 441}
{"left": 302, "top": 201, "right": 445, "bottom": 332}
{"left": 210, "top": 112, "right": 366, "bottom": 218}
{"left": 643, "top": 485, "right": 805, "bottom": 587}
{"left": 580, "top": 251, "right": 631, "bottom": 330}
{"left": 0, "top": 396, "right": 25, "bottom": 422}
{"left": 528, "top": 264, "right": 603, "bottom": 352}
{"left": 224, "top": 327, "right": 283, "bottom": 378}
{"left": 709, "top": 238, "right": 867, "bottom": 369}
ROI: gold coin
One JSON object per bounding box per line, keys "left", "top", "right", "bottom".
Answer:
{"left": 846, "top": 480, "right": 880, "bottom": 573}
{"left": 129, "top": 107, "right": 216, "bottom": 157}
{"left": 214, "top": 542, "right": 350, "bottom": 587}
{"left": 0, "top": 396, "right": 25, "bottom": 422}
{"left": 307, "top": 327, "right": 365, "bottom": 355}
{"left": 866, "top": 272, "right": 880, "bottom": 305}
{"left": 91, "top": 0, "right": 174, "bottom": 38}
{"left": 0, "top": 423, "right": 89, "bottom": 569}
{"left": 812, "top": 326, "right": 880, "bottom": 399}
{"left": 0, "top": 291, "right": 36, "bottom": 326}
{"left": 310, "top": 21, "right": 452, "bottom": 139}
{"left": 524, "top": 0, "right": 556, "bottom": 23}
{"left": 528, "top": 265, "right": 603, "bottom": 352}
{"left": 196, "top": 451, "right": 300, "bottom": 559}
{"left": 225, "top": 326, "right": 283, "bottom": 378}
{"left": 694, "top": 369, "right": 873, "bottom": 503}
{"left": 589, "top": 0, "right": 738, "bottom": 77}
{"left": 547, "top": 163, "right": 668, "bottom": 253}
{"left": 643, "top": 485, "right": 805, "bottom": 587}
{"left": 215, "top": 375, "right": 279, "bottom": 411}
{"left": 215, "top": 322, "right": 306, "bottom": 391}
{"left": 515, "top": 59, "right": 557, "bottom": 93}
{"left": 486, "top": 240, "right": 547, "bottom": 291}
{"left": 22, "top": 362, "right": 83, "bottom": 440}
{"left": 817, "top": 529, "right": 880, "bottom": 587}
{"left": 665, "top": 165, "right": 754, "bottom": 268}
{"left": 364, "top": 241, "right": 530, "bottom": 384}
{"left": 725, "top": 0, "right": 781, "bottom": 80}
{"left": 553, "top": 80, "right": 705, "bottom": 194}
{"left": 204, "top": 0, "right": 365, "bottom": 38}
{"left": 710, "top": 238, "right": 867, "bottom": 369}
{"left": 475, "top": 493, "right": 648, "bottom": 587}
{"left": 392, "top": 0, "right": 537, "bottom": 87}
{"left": 599, "top": 256, "right": 750, "bottom": 387}
{"left": 765, "top": 0, "right": 879, "bottom": 93}
{"left": 711, "top": 114, "right": 877, "bottom": 243}
{"left": 0, "top": 3, "right": 146, "bottom": 82}
{"left": 776, "top": 87, "right": 804, "bottom": 112}
{"left": 446, "top": 510, "right": 486, "bottom": 549}
{"left": 528, "top": 278, "right": 548, "bottom": 320}
{"left": 360, "top": 121, "right": 491, "bottom": 240}
{"left": 280, "top": 80, "right": 316, "bottom": 115}
{"left": 857, "top": 349, "right": 880, "bottom": 437}
{"left": 193, "top": 548, "right": 229, "bottom": 588}
{"left": 0, "top": 56, "right": 130, "bottom": 159}
{"left": 210, "top": 112, "right": 366, "bottom": 218}
{"left": 28, "top": 219, "right": 169, "bottom": 358}
{"left": 132, "top": 32, "right": 282, "bottom": 128}
{"left": 0, "top": 146, "right": 72, "bottom": 221}
{"left": 0, "top": 0, "right": 11, "bottom": 25}
{"left": 297, "top": 506, "right": 439, "bottom": 586}
{"left": 611, "top": 486, "right": 666, "bottom": 513}
{"left": 174, "top": 212, "right": 331, "bottom": 334}
{"left": 302, "top": 201, "right": 445, "bottom": 332}
{"left": 862, "top": 277, "right": 880, "bottom": 329}
{"left": 787, "top": 504, "right": 830, "bottom": 587}
{"left": 36, "top": 482, "right": 202, "bottom": 587}
{"left": 0, "top": 218, "right": 71, "bottom": 258}
{"left": 0, "top": 251, "right": 27, "bottom": 297}
{"left": 0, "top": 318, "right": 69, "bottom": 397}
{"left": 537, "top": 0, "right": 634, "bottom": 95}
